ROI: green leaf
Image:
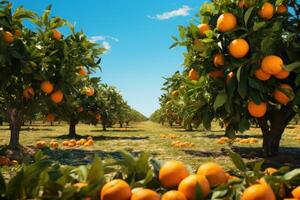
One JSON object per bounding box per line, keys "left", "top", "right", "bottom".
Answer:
{"left": 244, "top": 7, "right": 254, "bottom": 26}
{"left": 285, "top": 61, "right": 300, "bottom": 72}
{"left": 238, "top": 118, "right": 250, "bottom": 132}
{"left": 227, "top": 150, "right": 247, "bottom": 172}
{"left": 87, "top": 156, "right": 105, "bottom": 185}
{"left": 214, "top": 92, "right": 227, "bottom": 110}
{"left": 195, "top": 183, "right": 204, "bottom": 200}
{"left": 253, "top": 21, "right": 266, "bottom": 31}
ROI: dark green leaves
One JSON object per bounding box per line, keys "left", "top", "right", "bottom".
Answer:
{"left": 214, "top": 91, "right": 227, "bottom": 110}
{"left": 227, "top": 150, "right": 247, "bottom": 172}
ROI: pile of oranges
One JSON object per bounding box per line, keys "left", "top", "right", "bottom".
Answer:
{"left": 36, "top": 139, "right": 59, "bottom": 149}
{"left": 171, "top": 141, "right": 194, "bottom": 148}
{"left": 217, "top": 137, "right": 259, "bottom": 145}
{"left": 61, "top": 136, "right": 94, "bottom": 147}
{"left": 160, "top": 134, "right": 179, "bottom": 139}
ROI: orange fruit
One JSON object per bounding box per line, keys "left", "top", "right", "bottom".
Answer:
{"left": 261, "top": 55, "right": 283, "bottom": 75}
{"left": 95, "top": 114, "right": 101, "bottom": 121}
{"left": 228, "top": 39, "right": 249, "bottom": 59}
{"left": 41, "top": 81, "right": 54, "bottom": 94}
{"left": 161, "top": 190, "right": 187, "bottom": 200}
{"left": 131, "top": 188, "right": 160, "bottom": 200}
{"left": 277, "top": 4, "right": 287, "bottom": 14}
{"left": 3, "top": 31, "right": 14, "bottom": 43}
{"left": 247, "top": 101, "right": 267, "bottom": 118}
{"left": 274, "top": 69, "right": 289, "bottom": 79}
{"left": 159, "top": 160, "right": 189, "bottom": 187}
{"left": 14, "top": 29, "right": 21, "bottom": 37}
{"left": 238, "top": 0, "right": 248, "bottom": 8}
{"left": 264, "top": 167, "right": 277, "bottom": 175}
{"left": 292, "top": 186, "right": 300, "bottom": 199}
{"left": 273, "top": 84, "right": 294, "bottom": 105}
{"left": 101, "top": 179, "right": 131, "bottom": 200}
{"left": 241, "top": 183, "right": 276, "bottom": 200}
{"left": 85, "top": 86, "right": 95, "bottom": 97}
{"left": 87, "top": 136, "right": 93, "bottom": 140}
{"left": 78, "top": 107, "right": 84, "bottom": 112}
{"left": 208, "top": 70, "right": 224, "bottom": 78}
{"left": 226, "top": 72, "right": 235, "bottom": 82}
{"left": 188, "top": 69, "right": 199, "bottom": 81}
{"left": 259, "top": 2, "right": 274, "bottom": 20}
{"left": 47, "top": 113, "right": 55, "bottom": 122}
{"left": 51, "top": 90, "right": 64, "bottom": 103}
{"left": 62, "top": 141, "right": 69, "bottom": 146}
{"left": 79, "top": 66, "right": 87, "bottom": 75}
{"left": 52, "top": 29, "right": 62, "bottom": 40}
{"left": 36, "top": 141, "right": 47, "bottom": 149}
{"left": 23, "top": 87, "right": 35, "bottom": 99}
{"left": 178, "top": 174, "right": 211, "bottom": 200}
{"left": 254, "top": 68, "right": 271, "bottom": 81}
{"left": 172, "top": 90, "right": 179, "bottom": 97}
{"left": 50, "top": 141, "right": 58, "bottom": 148}
{"left": 198, "top": 24, "right": 211, "bottom": 36}
{"left": 217, "top": 13, "right": 237, "bottom": 32}
{"left": 73, "top": 182, "right": 88, "bottom": 188}
{"left": 197, "top": 162, "right": 228, "bottom": 187}
{"left": 0, "top": 156, "right": 10, "bottom": 166}
{"left": 213, "top": 53, "right": 225, "bottom": 67}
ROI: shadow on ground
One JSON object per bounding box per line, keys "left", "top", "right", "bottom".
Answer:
{"left": 191, "top": 134, "right": 262, "bottom": 139}
{"left": 90, "top": 129, "right": 146, "bottom": 133}
{"left": 42, "top": 134, "right": 149, "bottom": 141}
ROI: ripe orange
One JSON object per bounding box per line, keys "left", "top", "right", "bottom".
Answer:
{"left": 172, "top": 90, "right": 179, "bottom": 97}
{"left": 241, "top": 183, "right": 276, "bottom": 200}
{"left": 273, "top": 84, "right": 294, "bottom": 105}
{"left": 217, "top": 13, "right": 237, "bottom": 32}
{"left": 264, "top": 167, "right": 277, "bottom": 175}
{"left": 3, "top": 31, "right": 14, "bottom": 43}
{"left": 50, "top": 141, "right": 58, "bottom": 149}
{"left": 95, "top": 114, "right": 101, "bottom": 121}
{"left": 161, "top": 190, "right": 187, "bottom": 200}
{"left": 198, "top": 24, "right": 211, "bottom": 36}
{"left": 0, "top": 156, "right": 10, "bottom": 166}
{"left": 277, "top": 4, "right": 287, "bottom": 14}
{"left": 178, "top": 174, "right": 211, "bottom": 200}
{"left": 100, "top": 179, "right": 131, "bottom": 200}
{"left": 23, "top": 87, "right": 35, "bottom": 99}
{"left": 79, "top": 66, "right": 87, "bottom": 75}
{"left": 62, "top": 141, "right": 69, "bottom": 146}
{"left": 213, "top": 53, "right": 225, "bottom": 67}
{"left": 261, "top": 55, "right": 283, "bottom": 75}
{"left": 159, "top": 160, "right": 189, "bottom": 188}
{"left": 238, "top": 0, "right": 248, "bottom": 8}
{"left": 208, "top": 70, "right": 224, "bottom": 78}
{"left": 228, "top": 39, "right": 249, "bottom": 59}
{"left": 131, "top": 188, "right": 160, "bottom": 200}
{"left": 47, "top": 113, "right": 55, "bottom": 122}
{"left": 78, "top": 106, "right": 84, "bottom": 112}
{"left": 52, "top": 29, "right": 62, "bottom": 40}
{"left": 247, "top": 101, "right": 267, "bottom": 118}
{"left": 259, "top": 2, "right": 274, "bottom": 20}
{"left": 14, "top": 29, "right": 21, "bottom": 37}
{"left": 41, "top": 81, "right": 54, "bottom": 94}
{"left": 254, "top": 68, "right": 271, "bottom": 81}
{"left": 226, "top": 72, "right": 235, "bottom": 82}
{"left": 188, "top": 68, "right": 199, "bottom": 81}
{"left": 197, "top": 162, "right": 228, "bottom": 187}
{"left": 274, "top": 69, "right": 289, "bottom": 79}
{"left": 85, "top": 86, "right": 95, "bottom": 97}
{"left": 51, "top": 90, "right": 64, "bottom": 103}
{"left": 292, "top": 186, "right": 300, "bottom": 199}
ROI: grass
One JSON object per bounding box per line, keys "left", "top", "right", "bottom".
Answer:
{"left": 1, "top": 121, "right": 300, "bottom": 171}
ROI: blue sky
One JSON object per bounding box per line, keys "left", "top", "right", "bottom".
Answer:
{"left": 11, "top": 0, "right": 203, "bottom": 117}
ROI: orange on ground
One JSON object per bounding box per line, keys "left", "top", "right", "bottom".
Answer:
{"left": 159, "top": 160, "right": 189, "bottom": 188}
{"left": 23, "top": 87, "right": 35, "bottom": 99}
{"left": 274, "top": 69, "right": 289, "bottom": 79}
{"left": 51, "top": 90, "right": 64, "bottom": 103}
{"left": 161, "top": 190, "right": 187, "bottom": 200}
{"left": 101, "top": 179, "right": 131, "bottom": 200}
{"left": 188, "top": 69, "right": 199, "bottom": 81}
{"left": 213, "top": 53, "right": 225, "bottom": 67}
{"left": 273, "top": 84, "right": 294, "bottom": 105}
{"left": 261, "top": 55, "right": 283, "bottom": 75}
{"left": 85, "top": 86, "right": 95, "bottom": 97}
{"left": 254, "top": 68, "right": 271, "bottom": 81}
{"left": 228, "top": 39, "right": 249, "bottom": 59}
{"left": 259, "top": 2, "right": 274, "bottom": 20}
{"left": 241, "top": 183, "right": 276, "bottom": 200}
{"left": 47, "top": 113, "right": 55, "bottom": 122}
{"left": 247, "top": 101, "right": 267, "bottom": 118}
{"left": 172, "top": 90, "right": 179, "bottom": 97}
{"left": 52, "top": 29, "right": 62, "bottom": 40}
{"left": 217, "top": 13, "right": 237, "bottom": 32}
{"left": 178, "top": 174, "right": 211, "bottom": 200}
{"left": 131, "top": 188, "right": 160, "bottom": 200}
{"left": 198, "top": 24, "right": 211, "bottom": 36}
{"left": 50, "top": 141, "right": 58, "bottom": 148}
{"left": 62, "top": 141, "right": 69, "bottom": 146}
{"left": 197, "top": 162, "right": 228, "bottom": 187}
{"left": 3, "top": 31, "right": 14, "bottom": 43}
{"left": 277, "top": 4, "right": 287, "bottom": 14}
{"left": 208, "top": 70, "right": 224, "bottom": 78}
{"left": 41, "top": 81, "right": 54, "bottom": 94}
{"left": 79, "top": 66, "right": 87, "bottom": 75}
{"left": 95, "top": 114, "right": 101, "bottom": 121}
{"left": 292, "top": 186, "right": 300, "bottom": 199}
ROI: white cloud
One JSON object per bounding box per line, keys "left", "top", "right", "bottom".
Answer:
{"left": 102, "top": 41, "right": 111, "bottom": 51}
{"left": 89, "top": 35, "right": 118, "bottom": 52}
{"left": 148, "top": 5, "right": 192, "bottom": 20}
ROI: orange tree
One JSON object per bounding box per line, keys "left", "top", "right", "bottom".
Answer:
{"left": 0, "top": 3, "right": 102, "bottom": 148}
{"left": 171, "top": 0, "right": 300, "bottom": 156}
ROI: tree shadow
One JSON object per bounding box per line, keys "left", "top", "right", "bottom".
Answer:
{"left": 183, "top": 149, "right": 225, "bottom": 158}
{"left": 21, "top": 127, "right": 55, "bottom": 131}
{"left": 42, "top": 134, "right": 149, "bottom": 141}
{"left": 191, "top": 134, "right": 262, "bottom": 139}
{"left": 90, "top": 129, "right": 146, "bottom": 133}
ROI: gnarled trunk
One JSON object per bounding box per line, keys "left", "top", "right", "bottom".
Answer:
{"left": 68, "top": 115, "right": 79, "bottom": 138}
{"left": 8, "top": 108, "right": 22, "bottom": 149}
{"left": 258, "top": 105, "right": 295, "bottom": 157}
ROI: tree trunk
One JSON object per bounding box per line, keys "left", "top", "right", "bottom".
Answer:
{"left": 126, "top": 121, "right": 129, "bottom": 126}
{"left": 119, "top": 121, "right": 123, "bottom": 128}
{"left": 0, "top": 118, "right": 3, "bottom": 126}
{"left": 69, "top": 115, "right": 79, "bottom": 138}
{"left": 50, "top": 121, "right": 54, "bottom": 126}
{"left": 186, "top": 124, "right": 193, "bottom": 131}
{"left": 258, "top": 105, "right": 295, "bottom": 157}
{"left": 8, "top": 108, "right": 22, "bottom": 149}
{"left": 102, "top": 122, "right": 107, "bottom": 131}
{"left": 169, "top": 121, "right": 173, "bottom": 127}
